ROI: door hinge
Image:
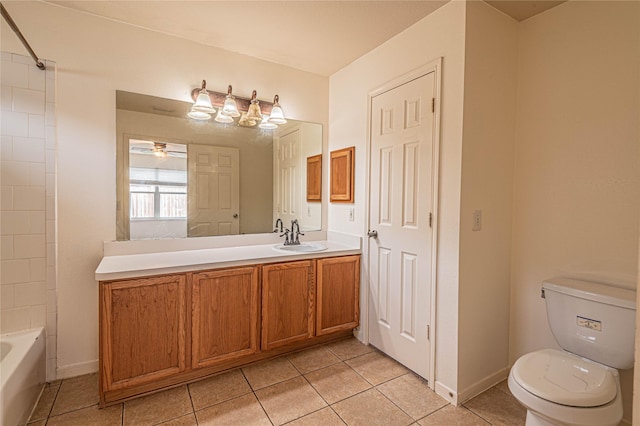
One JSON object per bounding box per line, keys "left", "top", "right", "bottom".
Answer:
{"left": 431, "top": 98, "right": 435, "bottom": 113}
{"left": 427, "top": 324, "right": 430, "bottom": 340}
{"left": 429, "top": 212, "right": 433, "bottom": 228}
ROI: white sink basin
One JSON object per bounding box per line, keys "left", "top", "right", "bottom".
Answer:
{"left": 273, "top": 242, "right": 328, "bottom": 253}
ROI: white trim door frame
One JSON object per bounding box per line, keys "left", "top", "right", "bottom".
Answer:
{"left": 361, "top": 58, "right": 442, "bottom": 389}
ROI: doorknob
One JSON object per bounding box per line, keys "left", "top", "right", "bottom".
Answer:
{"left": 233, "top": 213, "right": 238, "bottom": 218}
{"left": 367, "top": 230, "right": 378, "bottom": 239}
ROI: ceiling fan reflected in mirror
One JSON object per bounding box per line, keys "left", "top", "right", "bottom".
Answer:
{"left": 129, "top": 140, "right": 187, "bottom": 158}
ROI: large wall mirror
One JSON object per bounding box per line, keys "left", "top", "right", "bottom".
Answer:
{"left": 116, "top": 91, "right": 323, "bottom": 241}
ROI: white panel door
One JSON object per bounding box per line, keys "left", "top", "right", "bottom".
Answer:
{"left": 368, "top": 73, "right": 435, "bottom": 378}
{"left": 274, "top": 128, "right": 301, "bottom": 228}
{"left": 187, "top": 145, "right": 239, "bottom": 237}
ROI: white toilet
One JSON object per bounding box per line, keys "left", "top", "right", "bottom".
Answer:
{"left": 508, "top": 277, "right": 636, "bottom": 426}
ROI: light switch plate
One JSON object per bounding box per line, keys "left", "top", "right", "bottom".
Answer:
{"left": 472, "top": 210, "right": 482, "bottom": 231}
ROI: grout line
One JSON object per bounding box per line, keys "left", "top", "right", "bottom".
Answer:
{"left": 462, "top": 404, "right": 494, "bottom": 425}
{"left": 374, "top": 381, "right": 419, "bottom": 422}
{"left": 46, "top": 379, "right": 63, "bottom": 420}
{"left": 240, "top": 367, "right": 275, "bottom": 425}
{"left": 186, "top": 381, "right": 197, "bottom": 414}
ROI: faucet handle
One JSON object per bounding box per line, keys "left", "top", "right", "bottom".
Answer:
{"left": 280, "top": 228, "right": 291, "bottom": 245}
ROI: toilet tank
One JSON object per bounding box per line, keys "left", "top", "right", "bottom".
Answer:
{"left": 542, "top": 277, "right": 636, "bottom": 370}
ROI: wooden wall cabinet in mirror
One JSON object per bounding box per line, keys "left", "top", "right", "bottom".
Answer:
{"left": 330, "top": 147, "right": 355, "bottom": 203}
{"left": 306, "top": 154, "right": 322, "bottom": 202}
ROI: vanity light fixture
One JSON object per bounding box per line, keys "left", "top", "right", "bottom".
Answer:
{"left": 188, "top": 80, "right": 215, "bottom": 120}
{"left": 246, "top": 90, "right": 263, "bottom": 123}
{"left": 189, "top": 81, "right": 285, "bottom": 126}
{"left": 221, "top": 85, "right": 241, "bottom": 117}
{"left": 215, "top": 108, "right": 235, "bottom": 123}
{"left": 268, "top": 95, "right": 287, "bottom": 124}
{"left": 259, "top": 115, "right": 278, "bottom": 130}
{"left": 238, "top": 112, "right": 256, "bottom": 127}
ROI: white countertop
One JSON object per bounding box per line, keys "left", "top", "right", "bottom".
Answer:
{"left": 95, "top": 240, "right": 361, "bottom": 281}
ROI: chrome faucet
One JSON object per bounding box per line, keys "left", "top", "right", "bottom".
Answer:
{"left": 275, "top": 219, "right": 292, "bottom": 244}
{"left": 291, "top": 219, "right": 304, "bottom": 245}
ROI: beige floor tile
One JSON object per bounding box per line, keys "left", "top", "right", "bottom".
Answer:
{"left": 332, "top": 388, "right": 413, "bottom": 426}
{"left": 326, "top": 337, "right": 374, "bottom": 361}
{"left": 156, "top": 412, "right": 198, "bottom": 425}
{"left": 494, "top": 379, "right": 512, "bottom": 396}
{"left": 50, "top": 373, "right": 100, "bottom": 416}
{"left": 46, "top": 404, "right": 122, "bottom": 426}
{"left": 29, "top": 383, "right": 60, "bottom": 421}
{"left": 418, "top": 405, "right": 489, "bottom": 425}
{"left": 345, "top": 351, "right": 408, "bottom": 385}
{"left": 287, "top": 407, "right": 346, "bottom": 425}
{"left": 242, "top": 356, "right": 300, "bottom": 390}
{"left": 305, "top": 362, "right": 371, "bottom": 404}
{"left": 26, "top": 421, "right": 46, "bottom": 426}
{"left": 377, "top": 374, "right": 448, "bottom": 420}
{"left": 188, "top": 369, "right": 251, "bottom": 410}
{"left": 123, "top": 386, "right": 193, "bottom": 426}
{"left": 464, "top": 387, "right": 526, "bottom": 426}
{"left": 288, "top": 346, "right": 341, "bottom": 373}
{"left": 255, "top": 375, "right": 327, "bottom": 425}
{"left": 196, "top": 393, "right": 271, "bottom": 425}
{"left": 46, "top": 379, "right": 63, "bottom": 390}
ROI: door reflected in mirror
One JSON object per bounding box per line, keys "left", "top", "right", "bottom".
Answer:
{"left": 116, "top": 91, "right": 323, "bottom": 241}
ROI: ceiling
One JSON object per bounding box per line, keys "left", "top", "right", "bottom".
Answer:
{"left": 44, "top": 1, "right": 566, "bottom": 76}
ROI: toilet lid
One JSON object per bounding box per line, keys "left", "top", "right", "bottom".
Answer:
{"left": 512, "top": 349, "right": 617, "bottom": 407}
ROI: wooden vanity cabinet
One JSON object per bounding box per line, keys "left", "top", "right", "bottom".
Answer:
{"left": 99, "top": 254, "right": 359, "bottom": 406}
{"left": 316, "top": 255, "right": 360, "bottom": 335}
{"left": 100, "top": 274, "right": 187, "bottom": 392}
{"left": 191, "top": 266, "right": 260, "bottom": 368}
{"left": 261, "top": 260, "right": 316, "bottom": 350}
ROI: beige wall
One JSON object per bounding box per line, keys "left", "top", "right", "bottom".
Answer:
{"left": 329, "top": 1, "right": 466, "bottom": 400}
{"left": 510, "top": 1, "right": 640, "bottom": 421}
{"left": 458, "top": 0, "right": 518, "bottom": 399}
{"left": 1, "top": 1, "right": 328, "bottom": 378}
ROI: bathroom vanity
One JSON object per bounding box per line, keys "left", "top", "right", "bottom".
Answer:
{"left": 95, "top": 238, "right": 360, "bottom": 406}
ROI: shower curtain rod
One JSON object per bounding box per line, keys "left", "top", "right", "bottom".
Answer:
{"left": 0, "top": 2, "right": 45, "bottom": 70}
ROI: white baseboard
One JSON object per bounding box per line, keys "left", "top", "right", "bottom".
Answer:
{"left": 457, "top": 367, "right": 511, "bottom": 404}
{"left": 435, "top": 381, "right": 459, "bottom": 405}
{"left": 56, "top": 359, "right": 98, "bottom": 379}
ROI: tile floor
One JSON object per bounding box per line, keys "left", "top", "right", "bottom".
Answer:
{"left": 27, "top": 337, "right": 527, "bottom": 425}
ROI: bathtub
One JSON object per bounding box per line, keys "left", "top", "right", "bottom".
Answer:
{"left": 0, "top": 328, "right": 46, "bottom": 426}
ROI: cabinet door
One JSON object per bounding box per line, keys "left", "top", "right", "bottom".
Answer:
{"left": 262, "top": 260, "right": 315, "bottom": 350}
{"left": 191, "top": 266, "right": 259, "bottom": 368}
{"left": 316, "top": 255, "right": 360, "bottom": 336}
{"left": 101, "top": 275, "right": 187, "bottom": 391}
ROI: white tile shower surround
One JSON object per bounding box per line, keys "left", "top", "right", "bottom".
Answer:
{"left": 1, "top": 52, "right": 58, "bottom": 380}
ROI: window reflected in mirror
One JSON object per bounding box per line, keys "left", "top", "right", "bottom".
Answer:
{"left": 128, "top": 140, "right": 187, "bottom": 239}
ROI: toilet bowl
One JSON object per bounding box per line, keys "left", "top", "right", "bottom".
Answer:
{"left": 508, "top": 349, "right": 622, "bottom": 426}
{"left": 508, "top": 278, "right": 635, "bottom": 426}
